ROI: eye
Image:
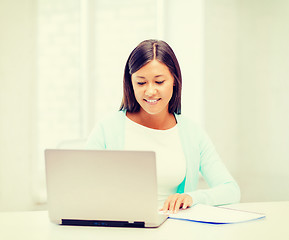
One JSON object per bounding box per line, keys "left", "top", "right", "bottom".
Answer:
{"left": 156, "top": 80, "right": 165, "bottom": 84}
{"left": 137, "top": 82, "right": 146, "bottom": 85}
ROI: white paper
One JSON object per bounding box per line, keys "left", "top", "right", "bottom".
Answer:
{"left": 168, "top": 204, "right": 266, "bottom": 224}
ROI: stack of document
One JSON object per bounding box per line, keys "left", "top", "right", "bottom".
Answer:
{"left": 168, "top": 204, "right": 266, "bottom": 224}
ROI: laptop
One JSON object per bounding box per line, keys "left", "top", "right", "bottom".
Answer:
{"left": 45, "top": 149, "right": 168, "bottom": 228}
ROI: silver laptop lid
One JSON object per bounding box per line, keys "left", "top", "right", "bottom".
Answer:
{"left": 45, "top": 149, "right": 165, "bottom": 227}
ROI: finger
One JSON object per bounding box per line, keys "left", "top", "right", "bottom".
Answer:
{"left": 182, "top": 198, "right": 189, "bottom": 209}
{"left": 182, "top": 195, "right": 193, "bottom": 209}
{"left": 174, "top": 196, "right": 185, "bottom": 213}
{"left": 162, "top": 195, "right": 174, "bottom": 212}
{"left": 169, "top": 194, "right": 180, "bottom": 213}
{"left": 160, "top": 202, "right": 168, "bottom": 212}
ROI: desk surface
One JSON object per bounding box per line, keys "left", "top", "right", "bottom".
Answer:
{"left": 0, "top": 201, "right": 288, "bottom": 240}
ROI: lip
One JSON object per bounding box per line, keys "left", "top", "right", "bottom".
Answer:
{"left": 144, "top": 98, "right": 161, "bottom": 105}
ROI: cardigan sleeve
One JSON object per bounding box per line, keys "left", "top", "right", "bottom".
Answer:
{"left": 188, "top": 128, "right": 241, "bottom": 206}
{"left": 86, "top": 122, "right": 106, "bottom": 150}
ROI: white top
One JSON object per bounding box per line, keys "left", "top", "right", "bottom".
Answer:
{"left": 124, "top": 117, "right": 186, "bottom": 208}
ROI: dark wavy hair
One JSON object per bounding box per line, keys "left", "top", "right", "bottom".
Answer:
{"left": 119, "top": 39, "right": 182, "bottom": 114}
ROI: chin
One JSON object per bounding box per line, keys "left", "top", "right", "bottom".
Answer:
{"left": 141, "top": 108, "right": 165, "bottom": 116}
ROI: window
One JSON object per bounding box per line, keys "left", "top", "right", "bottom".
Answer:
{"left": 35, "top": 0, "right": 162, "bottom": 203}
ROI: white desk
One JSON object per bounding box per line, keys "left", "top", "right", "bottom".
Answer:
{"left": 0, "top": 201, "right": 288, "bottom": 240}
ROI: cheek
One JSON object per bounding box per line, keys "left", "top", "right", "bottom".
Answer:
{"left": 132, "top": 86, "right": 142, "bottom": 100}
{"left": 165, "top": 84, "right": 174, "bottom": 98}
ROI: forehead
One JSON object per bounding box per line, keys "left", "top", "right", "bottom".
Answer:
{"left": 132, "top": 59, "right": 172, "bottom": 77}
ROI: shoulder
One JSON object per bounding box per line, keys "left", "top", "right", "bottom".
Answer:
{"left": 88, "top": 110, "right": 126, "bottom": 139}
{"left": 96, "top": 110, "right": 126, "bottom": 128}
{"left": 176, "top": 114, "right": 204, "bottom": 134}
{"left": 176, "top": 114, "right": 212, "bottom": 146}
{"left": 86, "top": 110, "right": 126, "bottom": 149}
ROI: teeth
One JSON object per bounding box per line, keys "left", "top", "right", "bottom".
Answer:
{"left": 146, "top": 99, "right": 158, "bottom": 103}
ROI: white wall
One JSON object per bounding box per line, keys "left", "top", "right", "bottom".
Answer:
{"left": 204, "top": 0, "right": 289, "bottom": 202}
{"left": 165, "top": 0, "right": 205, "bottom": 125}
{"left": 236, "top": 0, "right": 289, "bottom": 201}
{"left": 0, "top": 0, "right": 38, "bottom": 211}
{"left": 0, "top": 0, "right": 288, "bottom": 211}
{"left": 203, "top": 0, "right": 239, "bottom": 175}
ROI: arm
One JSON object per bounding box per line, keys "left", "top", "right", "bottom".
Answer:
{"left": 162, "top": 116, "right": 240, "bottom": 212}
{"left": 189, "top": 130, "right": 241, "bottom": 206}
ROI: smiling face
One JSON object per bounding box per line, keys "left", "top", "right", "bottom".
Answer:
{"left": 131, "top": 59, "right": 175, "bottom": 117}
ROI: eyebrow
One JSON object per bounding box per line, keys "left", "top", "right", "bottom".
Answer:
{"left": 134, "top": 75, "right": 164, "bottom": 79}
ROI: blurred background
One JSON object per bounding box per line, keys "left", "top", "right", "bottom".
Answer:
{"left": 0, "top": 0, "right": 288, "bottom": 211}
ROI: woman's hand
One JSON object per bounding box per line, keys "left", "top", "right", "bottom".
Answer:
{"left": 161, "top": 193, "right": 193, "bottom": 213}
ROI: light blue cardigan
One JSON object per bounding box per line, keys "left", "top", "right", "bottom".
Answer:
{"left": 86, "top": 110, "right": 241, "bottom": 206}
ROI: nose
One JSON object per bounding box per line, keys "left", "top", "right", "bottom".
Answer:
{"left": 145, "top": 83, "right": 157, "bottom": 97}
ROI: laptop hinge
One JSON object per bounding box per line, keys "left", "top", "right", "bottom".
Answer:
{"left": 62, "top": 219, "right": 145, "bottom": 228}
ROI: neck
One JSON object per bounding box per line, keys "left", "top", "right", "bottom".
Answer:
{"left": 127, "top": 109, "right": 176, "bottom": 130}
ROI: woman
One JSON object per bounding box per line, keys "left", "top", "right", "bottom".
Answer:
{"left": 86, "top": 39, "right": 240, "bottom": 213}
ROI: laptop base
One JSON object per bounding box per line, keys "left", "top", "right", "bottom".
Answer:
{"left": 62, "top": 219, "right": 145, "bottom": 228}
